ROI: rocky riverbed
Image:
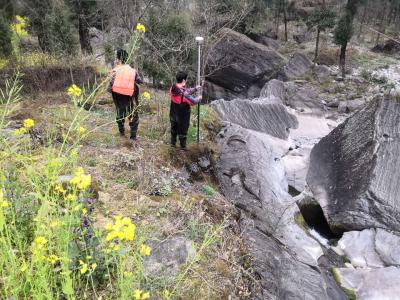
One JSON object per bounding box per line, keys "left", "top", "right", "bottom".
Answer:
{"left": 206, "top": 29, "right": 400, "bottom": 299}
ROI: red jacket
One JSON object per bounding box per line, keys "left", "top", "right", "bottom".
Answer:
{"left": 170, "top": 84, "right": 199, "bottom": 106}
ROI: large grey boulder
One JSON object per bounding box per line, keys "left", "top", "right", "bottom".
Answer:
{"left": 216, "top": 124, "right": 346, "bottom": 300}
{"left": 307, "top": 95, "right": 400, "bottom": 232}
{"left": 337, "top": 98, "right": 366, "bottom": 114}
{"left": 212, "top": 99, "right": 298, "bottom": 139}
{"left": 280, "top": 53, "right": 313, "bottom": 81}
{"left": 260, "top": 80, "right": 326, "bottom": 115}
{"left": 338, "top": 228, "right": 400, "bottom": 268}
{"left": 338, "top": 229, "right": 385, "bottom": 268}
{"left": 204, "top": 29, "right": 286, "bottom": 101}
{"left": 314, "top": 65, "right": 332, "bottom": 83}
{"left": 334, "top": 267, "right": 400, "bottom": 300}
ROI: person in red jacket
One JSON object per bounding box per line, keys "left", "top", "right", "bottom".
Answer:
{"left": 169, "top": 71, "right": 202, "bottom": 149}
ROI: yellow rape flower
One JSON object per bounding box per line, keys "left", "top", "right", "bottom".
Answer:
{"left": 73, "top": 204, "right": 83, "bottom": 211}
{"left": 54, "top": 184, "right": 66, "bottom": 194}
{"left": 82, "top": 208, "right": 87, "bottom": 215}
{"left": 139, "top": 244, "right": 151, "bottom": 256}
{"left": 33, "top": 236, "right": 47, "bottom": 253}
{"left": 67, "top": 84, "right": 82, "bottom": 98}
{"left": 134, "top": 290, "right": 142, "bottom": 300}
{"left": 164, "top": 289, "right": 170, "bottom": 299}
{"left": 0, "top": 190, "right": 7, "bottom": 209}
{"left": 65, "top": 194, "right": 77, "bottom": 202}
{"left": 47, "top": 255, "right": 59, "bottom": 265}
{"left": 23, "top": 118, "right": 35, "bottom": 129}
{"left": 11, "top": 15, "right": 29, "bottom": 37}
{"left": 136, "top": 23, "right": 146, "bottom": 33}
{"left": 79, "top": 260, "right": 88, "bottom": 274}
{"left": 77, "top": 126, "right": 86, "bottom": 135}
{"left": 20, "top": 263, "right": 28, "bottom": 272}
{"left": 141, "top": 292, "right": 150, "bottom": 300}
{"left": 14, "top": 127, "right": 27, "bottom": 135}
{"left": 142, "top": 91, "right": 151, "bottom": 101}
{"left": 91, "top": 263, "right": 97, "bottom": 270}
{"left": 70, "top": 167, "right": 91, "bottom": 190}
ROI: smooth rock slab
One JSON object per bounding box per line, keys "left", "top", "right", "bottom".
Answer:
{"left": 307, "top": 95, "right": 400, "bottom": 232}
{"left": 212, "top": 99, "right": 298, "bottom": 140}
{"left": 335, "top": 267, "right": 400, "bottom": 300}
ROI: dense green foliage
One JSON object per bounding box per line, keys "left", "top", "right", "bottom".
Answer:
{"left": 0, "top": 14, "right": 13, "bottom": 57}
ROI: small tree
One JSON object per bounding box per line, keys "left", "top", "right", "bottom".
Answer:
{"left": 307, "top": 8, "right": 336, "bottom": 62}
{"left": 67, "top": 0, "right": 97, "bottom": 54}
{"left": 334, "top": 0, "right": 362, "bottom": 78}
{"left": 0, "top": 13, "right": 13, "bottom": 58}
{"left": 25, "top": 0, "right": 78, "bottom": 55}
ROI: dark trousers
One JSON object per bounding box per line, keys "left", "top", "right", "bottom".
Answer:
{"left": 170, "top": 105, "right": 191, "bottom": 148}
{"left": 112, "top": 92, "right": 139, "bottom": 139}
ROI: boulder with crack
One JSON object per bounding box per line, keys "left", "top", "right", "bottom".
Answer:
{"left": 216, "top": 124, "right": 346, "bottom": 299}
{"left": 204, "top": 28, "right": 286, "bottom": 101}
{"left": 307, "top": 95, "right": 400, "bottom": 232}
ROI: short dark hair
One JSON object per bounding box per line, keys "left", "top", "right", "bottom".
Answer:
{"left": 117, "top": 49, "right": 129, "bottom": 64}
{"left": 176, "top": 71, "right": 188, "bottom": 83}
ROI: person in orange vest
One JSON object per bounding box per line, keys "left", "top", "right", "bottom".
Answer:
{"left": 108, "top": 49, "right": 142, "bottom": 142}
{"left": 169, "top": 71, "right": 202, "bottom": 149}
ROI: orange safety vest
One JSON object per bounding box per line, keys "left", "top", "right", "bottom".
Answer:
{"left": 112, "top": 65, "right": 136, "bottom": 96}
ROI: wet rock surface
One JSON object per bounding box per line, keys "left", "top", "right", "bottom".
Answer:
{"left": 307, "top": 95, "right": 400, "bottom": 232}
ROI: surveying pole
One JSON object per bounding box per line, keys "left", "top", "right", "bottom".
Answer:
{"left": 195, "top": 36, "right": 204, "bottom": 144}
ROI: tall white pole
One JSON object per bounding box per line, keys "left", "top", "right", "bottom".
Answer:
{"left": 195, "top": 36, "right": 203, "bottom": 144}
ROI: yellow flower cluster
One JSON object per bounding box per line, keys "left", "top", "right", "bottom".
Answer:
{"left": 32, "top": 236, "right": 47, "bottom": 257}
{"left": 67, "top": 84, "right": 82, "bottom": 98}
{"left": 142, "top": 91, "right": 151, "bottom": 101}
{"left": 70, "top": 167, "right": 91, "bottom": 190}
{"left": 134, "top": 289, "right": 150, "bottom": 300}
{"left": 23, "top": 118, "right": 35, "bottom": 128}
{"left": 11, "top": 15, "right": 28, "bottom": 37}
{"left": 0, "top": 190, "right": 9, "bottom": 208}
{"left": 14, "top": 118, "right": 35, "bottom": 135}
{"left": 77, "top": 126, "right": 86, "bottom": 135}
{"left": 105, "top": 216, "right": 135, "bottom": 252}
{"left": 139, "top": 244, "right": 151, "bottom": 256}
{"left": 79, "top": 259, "right": 97, "bottom": 274}
{"left": 46, "top": 254, "right": 59, "bottom": 265}
{"left": 136, "top": 23, "right": 146, "bottom": 33}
